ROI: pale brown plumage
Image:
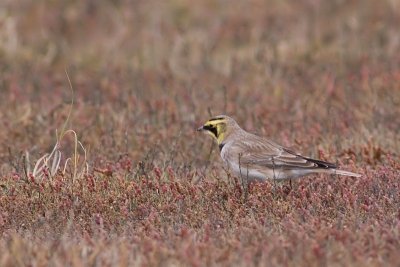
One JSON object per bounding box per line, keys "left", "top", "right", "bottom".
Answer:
{"left": 198, "top": 115, "right": 361, "bottom": 182}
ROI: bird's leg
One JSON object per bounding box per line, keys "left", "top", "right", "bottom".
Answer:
{"left": 244, "top": 165, "right": 249, "bottom": 201}
{"left": 272, "top": 156, "right": 277, "bottom": 191}
{"left": 238, "top": 153, "right": 248, "bottom": 201}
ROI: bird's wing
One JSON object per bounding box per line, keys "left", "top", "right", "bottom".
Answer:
{"left": 228, "top": 135, "right": 336, "bottom": 170}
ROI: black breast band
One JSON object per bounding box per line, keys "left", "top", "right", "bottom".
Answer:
{"left": 219, "top": 143, "right": 225, "bottom": 151}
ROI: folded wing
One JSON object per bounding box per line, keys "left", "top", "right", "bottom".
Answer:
{"left": 230, "top": 136, "right": 336, "bottom": 170}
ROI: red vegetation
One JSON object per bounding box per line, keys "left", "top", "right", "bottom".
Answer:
{"left": 0, "top": 0, "right": 399, "bottom": 266}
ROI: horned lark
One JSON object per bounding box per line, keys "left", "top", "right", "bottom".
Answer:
{"left": 197, "top": 115, "right": 360, "bottom": 182}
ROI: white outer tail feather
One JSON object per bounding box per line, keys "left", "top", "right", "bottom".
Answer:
{"left": 329, "top": 169, "right": 361, "bottom": 178}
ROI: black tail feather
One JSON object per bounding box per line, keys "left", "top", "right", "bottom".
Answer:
{"left": 303, "top": 157, "right": 337, "bottom": 169}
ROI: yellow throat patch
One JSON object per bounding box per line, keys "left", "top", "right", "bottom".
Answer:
{"left": 202, "top": 118, "right": 227, "bottom": 144}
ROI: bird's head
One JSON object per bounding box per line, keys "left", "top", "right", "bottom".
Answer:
{"left": 197, "top": 115, "right": 238, "bottom": 144}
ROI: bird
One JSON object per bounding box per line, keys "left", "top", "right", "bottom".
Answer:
{"left": 197, "top": 115, "right": 361, "bottom": 182}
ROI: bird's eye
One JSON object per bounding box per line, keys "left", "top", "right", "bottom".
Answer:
{"left": 203, "top": 125, "right": 218, "bottom": 138}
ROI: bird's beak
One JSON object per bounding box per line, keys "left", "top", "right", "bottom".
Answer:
{"left": 197, "top": 125, "right": 204, "bottom": 131}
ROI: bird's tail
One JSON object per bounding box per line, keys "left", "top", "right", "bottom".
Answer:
{"left": 329, "top": 169, "right": 361, "bottom": 178}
